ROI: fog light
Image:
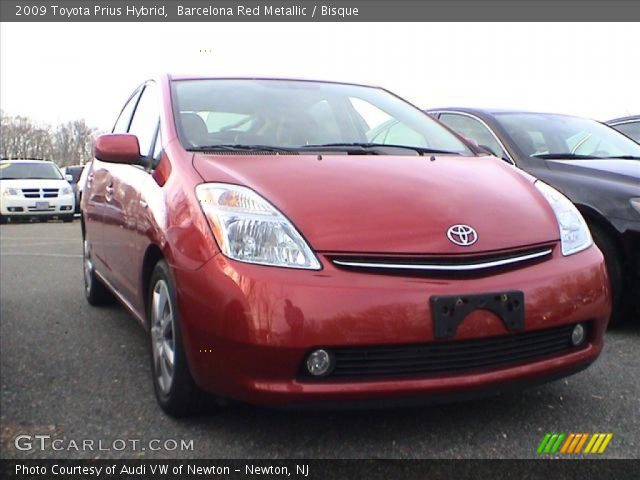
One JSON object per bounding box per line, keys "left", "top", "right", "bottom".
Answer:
{"left": 571, "top": 323, "right": 586, "bottom": 346}
{"left": 306, "top": 349, "right": 332, "bottom": 376}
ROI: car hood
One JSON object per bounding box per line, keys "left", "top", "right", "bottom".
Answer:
{"left": 0, "top": 178, "right": 71, "bottom": 189}
{"left": 193, "top": 154, "right": 560, "bottom": 254}
{"left": 546, "top": 159, "right": 640, "bottom": 183}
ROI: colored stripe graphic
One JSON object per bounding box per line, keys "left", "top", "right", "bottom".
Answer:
{"left": 574, "top": 433, "right": 589, "bottom": 453}
{"left": 539, "top": 433, "right": 613, "bottom": 454}
{"left": 537, "top": 433, "right": 552, "bottom": 454}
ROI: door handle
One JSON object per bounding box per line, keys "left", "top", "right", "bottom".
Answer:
{"left": 139, "top": 199, "right": 148, "bottom": 209}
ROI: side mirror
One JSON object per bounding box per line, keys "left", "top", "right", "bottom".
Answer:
{"left": 93, "top": 134, "right": 142, "bottom": 165}
{"left": 64, "top": 174, "right": 74, "bottom": 182}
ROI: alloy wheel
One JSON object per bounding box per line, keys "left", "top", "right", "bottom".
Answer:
{"left": 150, "top": 279, "right": 176, "bottom": 396}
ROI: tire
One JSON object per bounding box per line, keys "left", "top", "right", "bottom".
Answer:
{"left": 83, "top": 239, "right": 113, "bottom": 305}
{"left": 590, "top": 223, "right": 626, "bottom": 326}
{"left": 0, "top": 215, "right": 7, "bottom": 225}
{"left": 62, "top": 215, "right": 74, "bottom": 223}
{"left": 148, "top": 260, "right": 207, "bottom": 417}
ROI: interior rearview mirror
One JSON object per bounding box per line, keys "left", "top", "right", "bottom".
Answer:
{"left": 93, "top": 134, "right": 142, "bottom": 165}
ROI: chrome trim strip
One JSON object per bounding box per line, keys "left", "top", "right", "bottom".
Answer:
{"left": 333, "top": 248, "right": 553, "bottom": 272}
{"left": 608, "top": 119, "right": 640, "bottom": 126}
{"left": 432, "top": 110, "right": 516, "bottom": 165}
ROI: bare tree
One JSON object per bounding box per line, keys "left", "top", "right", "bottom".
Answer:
{"left": 1, "top": 112, "right": 97, "bottom": 166}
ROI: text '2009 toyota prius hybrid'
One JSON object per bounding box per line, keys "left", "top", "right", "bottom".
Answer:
{"left": 82, "top": 75, "right": 610, "bottom": 416}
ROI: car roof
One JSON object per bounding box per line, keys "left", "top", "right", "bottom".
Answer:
{"left": 425, "top": 107, "right": 585, "bottom": 118}
{"left": 606, "top": 115, "right": 640, "bottom": 124}
{"left": 0, "top": 159, "right": 54, "bottom": 164}
{"left": 166, "top": 74, "right": 380, "bottom": 89}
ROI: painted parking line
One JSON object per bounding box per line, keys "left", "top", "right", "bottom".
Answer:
{"left": 0, "top": 252, "right": 82, "bottom": 258}
{"left": 0, "top": 241, "right": 80, "bottom": 248}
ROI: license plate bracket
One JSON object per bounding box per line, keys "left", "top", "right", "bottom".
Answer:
{"left": 430, "top": 291, "right": 525, "bottom": 340}
{"left": 35, "top": 201, "right": 49, "bottom": 210}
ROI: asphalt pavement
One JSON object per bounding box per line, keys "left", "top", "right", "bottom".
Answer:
{"left": 1, "top": 222, "right": 638, "bottom": 459}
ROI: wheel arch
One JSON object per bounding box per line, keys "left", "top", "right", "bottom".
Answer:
{"left": 577, "top": 204, "right": 626, "bottom": 263}
{"left": 141, "top": 244, "right": 165, "bottom": 325}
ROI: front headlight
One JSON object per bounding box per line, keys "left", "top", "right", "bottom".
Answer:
{"left": 535, "top": 181, "right": 592, "bottom": 256}
{"left": 2, "top": 187, "right": 20, "bottom": 197}
{"left": 631, "top": 198, "right": 640, "bottom": 215}
{"left": 61, "top": 187, "right": 73, "bottom": 195}
{"left": 196, "top": 183, "right": 321, "bottom": 270}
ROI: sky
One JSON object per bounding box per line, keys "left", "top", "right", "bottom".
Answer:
{"left": 1, "top": 22, "right": 639, "bottom": 131}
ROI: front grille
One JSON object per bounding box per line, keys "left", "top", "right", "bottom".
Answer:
{"left": 329, "top": 244, "right": 555, "bottom": 278}
{"left": 20, "top": 188, "right": 59, "bottom": 198}
{"left": 21, "top": 188, "right": 40, "bottom": 198}
{"left": 301, "top": 323, "right": 586, "bottom": 380}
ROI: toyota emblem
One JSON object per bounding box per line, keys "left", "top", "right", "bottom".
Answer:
{"left": 447, "top": 224, "right": 478, "bottom": 246}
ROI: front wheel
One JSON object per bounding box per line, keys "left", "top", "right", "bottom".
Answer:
{"left": 0, "top": 215, "right": 7, "bottom": 224}
{"left": 62, "top": 215, "right": 74, "bottom": 223}
{"left": 148, "top": 260, "right": 207, "bottom": 417}
{"left": 590, "top": 223, "right": 626, "bottom": 326}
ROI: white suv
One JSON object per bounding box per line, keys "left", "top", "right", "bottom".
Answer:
{"left": 0, "top": 160, "right": 76, "bottom": 223}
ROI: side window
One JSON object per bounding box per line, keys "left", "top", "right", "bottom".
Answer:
{"left": 112, "top": 89, "right": 141, "bottom": 134}
{"left": 129, "top": 83, "right": 160, "bottom": 156}
{"left": 439, "top": 113, "right": 506, "bottom": 158}
{"left": 613, "top": 122, "right": 640, "bottom": 142}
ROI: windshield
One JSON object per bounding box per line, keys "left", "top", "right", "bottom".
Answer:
{"left": 495, "top": 113, "right": 640, "bottom": 159}
{"left": 0, "top": 162, "right": 63, "bottom": 180}
{"left": 171, "top": 79, "right": 472, "bottom": 155}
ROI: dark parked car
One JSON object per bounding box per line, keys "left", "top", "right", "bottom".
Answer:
{"left": 61, "top": 164, "right": 85, "bottom": 213}
{"left": 425, "top": 108, "right": 640, "bottom": 323}
{"left": 607, "top": 115, "right": 640, "bottom": 143}
{"left": 81, "top": 76, "right": 610, "bottom": 416}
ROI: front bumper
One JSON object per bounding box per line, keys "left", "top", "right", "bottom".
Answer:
{"left": 1, "top": 194, "right": 75, "bottom": 216}
{"left": 173, "top": 244, "right": 610, "bottom": 407}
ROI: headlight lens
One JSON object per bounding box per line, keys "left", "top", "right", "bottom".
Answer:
{"left": 2, "top": 187, "right": 20, "bottom": 197}
{"left": 61, "top": 187, "right": 73, "bottom": 195}
{"left": 631, "top": 198, "right": 640, "bottom": 215}
{"left": 535, "top": 181, "right": 592, "bottom": 256}
{"left": 196, "top": 183, "right": 321, "bottom": 270}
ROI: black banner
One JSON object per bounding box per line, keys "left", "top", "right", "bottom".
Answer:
{"left": 1, "top": 0, "right": 640, "bottom": 22}
{"left": 1, "top": 459, "right": 639, "bottom": 480}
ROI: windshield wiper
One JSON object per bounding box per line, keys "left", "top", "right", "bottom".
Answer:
{"left": 188, "top": 144, "right": 298, "bottom": 153}
{"left": 532, "top": 153, "right": 604, "bottom": 160}
{"left": 604, "top": 155, "right": 640, "bottom": 160}
{"left": 300, "top": 143, "right": 461, "bottom": 156}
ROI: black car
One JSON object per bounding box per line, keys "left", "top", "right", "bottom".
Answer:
{"left": 422, "top": 108, "right": 640, "bottom": 324}
{"left": 607, "top": 115, "right": 640, "bottom": 144}
{"left": 61, "top": 164, "right": 85, "bottom": 214}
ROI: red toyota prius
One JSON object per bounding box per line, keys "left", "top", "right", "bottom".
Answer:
{"left": 82, "top": 75, "right": 610, "bottom": 416}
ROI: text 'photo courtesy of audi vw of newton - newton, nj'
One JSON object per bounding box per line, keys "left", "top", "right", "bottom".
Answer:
{"left": 81, "top": 76, "right": 610, "bottom": 416}
{"left": 425, "top": 109, "right": 640, "bottom": 325}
